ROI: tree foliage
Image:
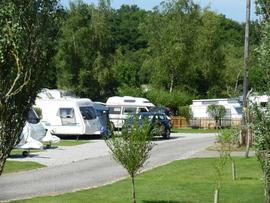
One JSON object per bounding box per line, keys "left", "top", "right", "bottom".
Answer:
{"left": 53, "top": 0, "right": 248, "bottom": 104}
{"left": 251, "top": 105, "right": 270, "bottom": 203}
{"left": 255, "top": 0, "right": 270, "bottom": 21}
{"left": 55, "top": 0, "right": 116, "bottom": 100}
{"left": 251, "top": 22, "right": 270, "bottom": 93}
{"left": 0, "top": 0, "right": 62, "bottom": 175}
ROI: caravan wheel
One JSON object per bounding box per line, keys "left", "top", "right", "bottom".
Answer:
{"left": 22, "top": 151, "right": 29, "bottom": 157}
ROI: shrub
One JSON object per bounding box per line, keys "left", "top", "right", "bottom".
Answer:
{"left": 178, "top": 106, "right": 193, "bottom": 120}
{"left": 207, "top": 104, "right": 226, "bottom": 128}
{"left": 146, "top": 89, "right": 194, "bottom": 115}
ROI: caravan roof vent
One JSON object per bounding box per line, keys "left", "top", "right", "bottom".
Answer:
{"left": 124, "top": 99, "right": 136, "bottom": 103}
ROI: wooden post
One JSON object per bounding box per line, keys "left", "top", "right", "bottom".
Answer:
{"left": 232, "top": 161, "right": 236, "bottom": 181}
{"left": 214, "top": 188, "right": 219, "bottom": 203}
{"left": 242, "top": 0, "right": 251, "bottom": 148}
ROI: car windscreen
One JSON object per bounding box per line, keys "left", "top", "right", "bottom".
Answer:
{"left": 26, "top": 109, "right": 40, "bottom": 124}
{"left": 80, "top": 106, "right": 97, "bottom": 120}
{"left": 123, "top": 107, "right": 137, "bottom": 114}
{"left": 109, "top": 107, "right": 121, "bottom": 114}
{"left": 156, "top": 114, "right": 165, "bottom": 120}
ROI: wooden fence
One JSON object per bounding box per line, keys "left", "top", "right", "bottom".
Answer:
{"left": 171, "top": 116, "right": 242, "bottom": 129}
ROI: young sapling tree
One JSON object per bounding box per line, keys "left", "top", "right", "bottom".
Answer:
{"left": 207, "top": 104, "right": 226, "bottom": 129}
{"left": 105, "top": 116, "right": 153, "bottom": 203}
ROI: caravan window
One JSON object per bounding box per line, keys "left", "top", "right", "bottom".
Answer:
{"left": 59, "top": 108, "right": 76, "bottom": 126}
{"left": 109, "top": 107, "right": 121, "bottom": 114}
{"left": 123, "top": 107, "right": 137, "bottom": 114}
{"left": 80, "top": 106, "right": 96, "bottom": 120}
{"left": 235, "top": 107, "right": 242, "bottom": 114}
{"left": 261, "top": 102, "right": 268, "bottom": 108}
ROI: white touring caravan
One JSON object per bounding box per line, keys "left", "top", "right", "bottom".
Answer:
{"left": 37, "top": 88, "right": 76, "bottom": 100}
{"left": 249, "top": 95, "right": 270, "bottom": 108}
{"left": 35, "top": 98, "right": 105, "bottom": 136}
{"left": 190, "top": 98, "right": 243, "bottom": 119}
{"left": 106, "top": 96, "right": 155, "bottom": 129}
{"left": 190, "top": 98, "right": 242, "bottom": 128}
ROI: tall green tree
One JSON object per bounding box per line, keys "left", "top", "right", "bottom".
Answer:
{"left": 142, "top": 0, "right": 201, "bottom": 93}
{"left": 112, "top": 5, "right": 149, "bottom": 89}
{"left": 254, "top": 22, "right": 270, "bottom": 93}
{"left": 250, "top": 0, "right": 270, "bottom": 93}
{"left": 255, "top": 0, "right": 270, "bottom": 21}
{"left": 55, "top": 0, "right": 116, "bottom": 100}
{"left": 0, "top": 0, "right": 62, "bottom": 175}
{"left": 192, "top": 11, "right": 226, "bottom": 97}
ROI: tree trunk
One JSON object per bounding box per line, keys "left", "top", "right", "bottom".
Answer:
{"left": 131, "top": 175, "right": 136, "bottom": 203}
{"left": 0, "top": 154, "right": 8, "bottom": 176}
{"left": 245, "top": 127, "right": 250, "bottom": 158}
{"left": 169, "top": 73, "right": 174, "bottom": 93}
{"left": 240, "top": 128, "right": 247, "bottom": 146}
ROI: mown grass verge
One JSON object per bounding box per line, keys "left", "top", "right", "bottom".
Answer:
{"left": 52, "top": 140, "right": 90, "bottom": 147}
{"left": 3, "top": 161, "right": 45, "bottom": 174}
{"left": 172, "top": 128, "right": 219, "bottom": 133}
{"left": 14, "top": 157, "right": 263, "bottom": 203}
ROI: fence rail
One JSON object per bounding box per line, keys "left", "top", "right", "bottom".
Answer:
{"left": 171, "top": 116, "right": 242, "bottom": 129}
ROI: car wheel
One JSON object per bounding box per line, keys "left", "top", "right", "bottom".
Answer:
{"left": 22, "top": 151, "right": 29, "bottom": 157}
{"left": 163, "top": 128, "right": 170, "bottom": 139}
{"left": 110, "top": 122, "right": 115, "bottom": 131}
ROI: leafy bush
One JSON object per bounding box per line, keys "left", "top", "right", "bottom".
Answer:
{"left": 207, "top": 104, "right": 226, "bottom": 128}
{"left": 117, "top": 85, "right": 145, "bottom": 98}
{"left": 145, "top": 89, "right": 194, "bottom": 115}
{"left": 178, "top": 106, "right": 193, "bottom": 120}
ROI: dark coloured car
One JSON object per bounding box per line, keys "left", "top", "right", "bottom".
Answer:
{"left": 148, "top": 106, "right": 173, "bottom": 128}
{"left": 124, "top": 112, "right": 171, "bottom": 139}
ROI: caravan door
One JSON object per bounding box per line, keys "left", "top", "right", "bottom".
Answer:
{"left": 80, "top": 106, "right": 102, "bottom": 134}
{"left": 54, "top": 107, "right": 83, "bottom": 135}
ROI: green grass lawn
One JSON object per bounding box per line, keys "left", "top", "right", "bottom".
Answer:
{"left": 51, "top": 140, "right": 90, "bottom": 147}
{"left": 14, "top": 157, "right": 263, "bottom": 203}
{"left": 3, "top": 161, "right": 45, "bottom": 174}
{"left": 207, "top": 144, "right": 255, "bottom": 152}
{"left": 172, "top": 128, "right": 219, "bottom": 133}
{"left": 10, "top": 140, "right": 89, "bottom": 156}
{"left": 10, "top": 149, "right": 41, "bottom": 156}
{"left": 7, "top": 140, "right": 89, "bottom": 174}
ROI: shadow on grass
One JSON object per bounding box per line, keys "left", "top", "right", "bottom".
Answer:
{"left": 238, "top": 177, "right": 258, "bottom": 180}
{"left": 151, "top": 136, "right": 180, "bottom": 142}
{"left": 59, "top": 134, "right": 102, "bottom": 140}
{"left": 143, "top": 201, "right": 194, "bottom": 203}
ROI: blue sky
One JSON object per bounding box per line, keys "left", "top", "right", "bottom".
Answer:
{"left": 59, "top": 0, "right": 258, "bottom": 23}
